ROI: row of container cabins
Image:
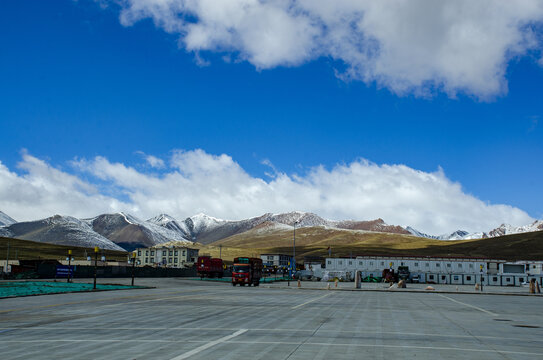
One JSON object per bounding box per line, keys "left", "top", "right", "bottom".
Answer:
{"left": 324, "top": 255, "right": 543, "bottom": 286}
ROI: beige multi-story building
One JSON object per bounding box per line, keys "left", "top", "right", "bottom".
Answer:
{"left": 133, "top": 242, "right": 199, "bottom": 268}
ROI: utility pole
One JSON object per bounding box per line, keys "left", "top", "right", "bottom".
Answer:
{"left": 219, "top": 244, "right": 222, "bottom": 259}
{"left": 67, "top": 249, "right": 72, "bottom": 283}
{"left": 5, "top": 240, "right": 10, "bottom": 274}
{"left": 93, "top": 246, "right": 99, "bottom": 290}
{"left": 131, "top": 252, "right": 136, "bottom": 286}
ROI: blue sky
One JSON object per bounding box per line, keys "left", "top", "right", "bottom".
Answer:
{"left": 0, "top": 0, "right": 542, "bottom": 233}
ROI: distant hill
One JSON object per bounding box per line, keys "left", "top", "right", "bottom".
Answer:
{"left": 0, "top": 236, "right": 128, "bottom": 261}
{"left": 211, "top": 225, "right": 543, "bottom": 261}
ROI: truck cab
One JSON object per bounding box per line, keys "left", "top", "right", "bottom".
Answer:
{"left": 232, "top": 257, "right": 262, "bottom": 286}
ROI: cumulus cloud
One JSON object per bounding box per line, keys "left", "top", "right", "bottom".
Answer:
{"left": 0, "top": 149, "right": 534, "bottom": 234}
{"left": 106, "top": 0, "right": 543, "bottom": 98}
{"left": 0, "top": 152, "right": 131, "bottom": 221}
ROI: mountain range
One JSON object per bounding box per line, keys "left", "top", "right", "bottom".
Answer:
{"left": 0, "top": 209, "right": 542, "bottom": 252}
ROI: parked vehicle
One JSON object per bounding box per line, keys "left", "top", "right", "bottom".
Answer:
{"left": 197, "top": 256, "right": 224, "bottom": 278}
{"left": 398, "top": 266, "right": 410, "bottom": 281}
{"left": 232, "top": 257, "right": 262, "bottom": 286}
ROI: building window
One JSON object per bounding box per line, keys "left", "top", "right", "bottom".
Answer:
{"left": 436, "top": 263, "right": 440, "bottom": 267}
{"left": 145, "top": 257, "right": 148, "bottom": 263}
{"left": 174, "top": 258, "right": 178, "bottom": 263}
{"left": 145, "top": 250, "right": 149, "bottom": 256}
{"left": 369, "top": 262, "right": 373, "bottom": 266}
{"left": 381, "top": 262, "right": 384, "bottom": 266}
{"left": 348, "top": 261, "right": 352, "bottom": 265}
{"left": 183, "top": 250, "right": 186, "bottom": 256}
{"left": 174, "top": 250, "right": 178, "bottom": 256}
{"left": 466, "top": 276, "right": 471, "bottom": 281}
{"left": 137, "top": 250, "right": 141, "bottom": 256}
{"left": 493, "top": 277, "right": 498, "bottom": 281}
{"left": 163, "top": 251, "right": 167, "bottom": 256}
{"left": 151, "top": 251, "right": 154, "bottom": 256}
{"left": 447, "top": 264, "right": 451, "bottom": 268}
{"left": 359, "top": 261, "right": 363, "bottom": 266}
{"left": 169, "top": 251, "right": 173, "bottom": 256}
{"left": 327, "top": 260, "right": 331, "bottom": 265}
{"left": 168, "top": 258, "right": 172, "bottom": 263}
{"left": 425, "top": 263, "right": 430, "bottom": 267}
{"left": 414, "top": 263, "right": 419, "bottom": 267}
{"left": 458, "top": 263, "right": 462, "bottom": 268}
{"left": 150, "top": 258, "right": 154, "bottom": 263}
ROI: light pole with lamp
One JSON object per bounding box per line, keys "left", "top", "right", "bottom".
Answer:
{"left": 67, "top": 249, "right": 72, "bottom": 283}
{"left": 292, "top": 220, "right": 299, "bottom": 279}
{"left": 93, "top": 246, "right": 99, "bottom": 290}
{"left": 131, "top": 252, "right": 136, "bottom": 286}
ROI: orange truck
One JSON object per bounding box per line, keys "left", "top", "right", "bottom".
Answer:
{"left": 232, "top": 257, "right": 262, "bottom": 286}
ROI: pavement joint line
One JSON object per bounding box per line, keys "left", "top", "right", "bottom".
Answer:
{"left": 1, "top": 338, "right": 542, "bottom": 356}
{"left": 437, "top": 294, "right": 498, "bottom": 316}
{"left": 262, "top": 285, "right": 543, "bottom": 296}
{"left": 0, "top": 289, "right": 202, "bottom": 314}
{"left": 2, "top": 326, "right": 541, "bottom": 342}
{"left": 225, "top": 340, "right": 543, "bottom": 356}
{"left": 100, "top": 294, "right": 204, "bottom": 307}
{"left": 169, "top": 329, "right": 248, "bottom": 360}
{"left": 291, "top": 293, "right": 332, "bottom": 309}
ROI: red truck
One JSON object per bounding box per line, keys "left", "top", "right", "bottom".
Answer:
{"left": 197, "top": 256, "right": 224, "bottom": 278}
{"left": 232, "top": 257, "right": 262, "bottom": 286}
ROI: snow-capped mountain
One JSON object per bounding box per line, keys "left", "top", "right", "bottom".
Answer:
{"left": 3, "top": 215, "right": 124, "bottom": 250}
{"left": 148, "top": 211, "right": 411, "bottom": 244}
{"left": 407, "top": 220, "right": 543, "bottom": 240}
{"left": 85, "top": 212, "right": 192, "bottom": 251}
{"left": 0, "top": 210, "right": 16, "bottom": 227}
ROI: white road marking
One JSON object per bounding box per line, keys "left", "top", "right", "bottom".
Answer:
{"left": 0, "top": 339, "right": 541, "bottom": 356}
{"left": 438, "top": 294, "right": 498, "bottom": 316}
{"left": 3, "top": 326, "right": 540, "bottom": 342}
{"left": 169, "top": 329, "right": 247, "bottom": 360}
{"left": 291, "top": 293, "right": 332, "bottom": 309}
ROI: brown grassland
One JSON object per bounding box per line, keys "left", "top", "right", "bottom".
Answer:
{"left": 2, "top": 228, "right": 543, "bottom": 264}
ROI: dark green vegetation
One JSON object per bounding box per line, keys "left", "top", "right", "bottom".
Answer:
{"left": 0, "top": 281, "right": 146, "bottom": 298}
{"left": 0, "top": 236, "right": 128, "bottom": 262}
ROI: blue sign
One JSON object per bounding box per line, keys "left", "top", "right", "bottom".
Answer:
{"left": 56, "top": 265, "right": 74, "bottom": 278}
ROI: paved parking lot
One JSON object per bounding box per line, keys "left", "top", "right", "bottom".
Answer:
{"left": 1, "top": 278, "right": 542, "bottom": 359}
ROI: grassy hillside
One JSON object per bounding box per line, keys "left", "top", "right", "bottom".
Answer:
{"left": 211, "top": 227, "right": 543, "bottom": 261}
{"left": 0, "top": 236, "right": 129, "bottom": 262}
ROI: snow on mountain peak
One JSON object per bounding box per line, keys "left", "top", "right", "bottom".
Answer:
{"left": 0, "top": 210, "right": 17, "bottom": 227}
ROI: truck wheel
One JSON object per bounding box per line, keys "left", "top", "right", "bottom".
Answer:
{"left": 255, "top": 282, "right": 260, "bottom": 287}
{"left": 232, "top": 283, "right": 236, "bottom": 286}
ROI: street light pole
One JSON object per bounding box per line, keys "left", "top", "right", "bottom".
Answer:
{"left": 131, "top": 252, "right": 136, "bottom": 286}
{"left": 292, "top": 221, "right": 298, "bottom": 278}
{"left": 67, "top": 249, "right": 72, "bottom": 283}
{"left": 93, "top": 246, "right": 99, "bottom": 290}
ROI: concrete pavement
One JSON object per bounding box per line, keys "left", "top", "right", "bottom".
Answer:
{"left": 1, "top": 278, "right": 542, "bottom": 359}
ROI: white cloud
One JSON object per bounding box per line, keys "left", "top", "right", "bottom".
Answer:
{"left": 136, "top": 151, "right": 166, "bottom": 168}
{"left": 0, "top": 152, "right": 131, "bottom": 221}
{"left": 108, "top": 0, "right": 543, "bottom": 99}
{"left": 0, "top": 150, "right": 534, "bottom": 234}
